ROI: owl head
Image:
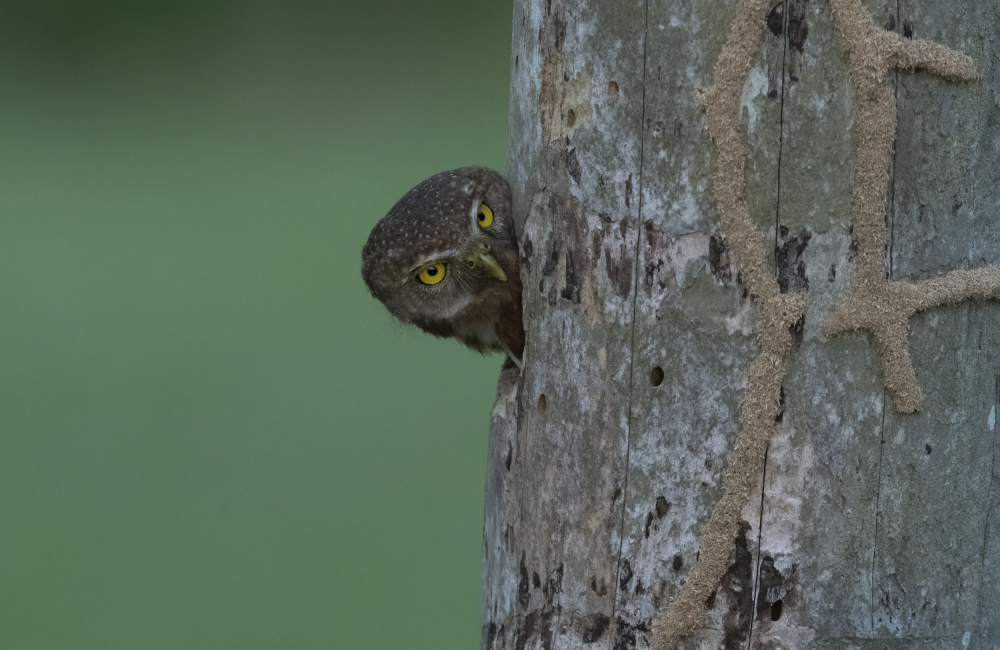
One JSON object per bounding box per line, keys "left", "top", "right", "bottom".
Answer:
{"left": 361, "top": 167, "right": 521, "bottom": 359}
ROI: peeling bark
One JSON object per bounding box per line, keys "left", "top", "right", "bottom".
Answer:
{"left": 484, "top": 1, "right": 1000, "bottom": 648}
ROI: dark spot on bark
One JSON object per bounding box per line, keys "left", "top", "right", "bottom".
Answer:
{"left": 634, "top": 580, "right": 645, "bottom": 595}
{"left": 543, "top": 563, "right": 563, "bottom": 602}
{"left": 884, "top": 13, "right": 896, "bottom": 31}
{"left": 625, "top": 174, "right": 633, "bottom": 209}
{"left": 644, "top": 512, "right": 653, "bottom": 538}
{"left": 734, "top": 271, "right": 749, "bottom": 298}
{"left": 779, "top": 225, "right": 789, "bottom": 238}
{"left": 755, "top": 556, "right": 782, "bottom": 619}
{"left": 709, "top": 235, "right": 732, "bottom": 283}
{"left": 612, "top": 485, "right": 622, "bottom": 503}
{"left": 926, "top": 443, "right": 932, "bottom": 454}
{"left": 903, "top": 21, "right": 913, "bottom": 39}
{"left": 754, "top": 556, "right": 798, "bottom": 624}
{"left": 566, "top": 147, "right": 582, "bottom": 184}
{"left": 706, "top": 589, "right": 716, "bottom": 608}
{"left": 607, "top": 80, "right": 619, "bottom": 101}
{"left": 605, "top": 248, "right": 633, "bottom": 299}
{"left": 619, "top": 559, "right": 633, "bottom": 591}
{"left": 644, "top": 259, "right": 662, "bottom": 288}
{"left": 672, "top": 554, "right": 684, "bottom": 571}
{"left": 598, "top": 173, "right": 605, "bottom": 186}
{"left": 767, "top": 88, "right": 778, "bottom": 99}
{"left": 775, "top": 385, "right": 786, "bottom": 423}
{"left": 521, "top": 236, "right": 533, "bottom": 275}
{"left": 644, "top": 219, "right": 656, "bottom": 247}
{"left": 515, "top": 560, "right": 565, "bottom": 648}
{"left": 776, "top": 228, "right": 811, "bottom": 293}
{"left": 952, "top": 199, "right": 963, "bottom": 216}
{"left": 655, "top": 496, "right": 671, "bottom": 518}
{"left": 650, "top": 366, "right": 664, "bottom": 387}
{"left": 485, "top": 621, "right": 498, "bottom": 648}
{"left": 581, "top": 613, "right": 611, "bottom": 642}
{"left": 505, "top": 442, "right": 512, "bottom": 471}
{"left": 767, "top": 1, "right": 784, "bottom": 36}
{"left": 542, "top": 238, "right": 560, "bottom": 278}
{"left": 561, "top": 251, "right": 580, "bottom": 302}
{"left": 651, "top": 119, "right": 665, "bottom": 138}
{"left": 611, "top": 617, "right": 648, "bottom": 650}
{"left": 514, "top": 608, "right": 555, "bottom": 650}
{"left": 789, "top": 314, "right": 805, "bottom": 349}
{"left": 533, "top": 572, "right": 541, "bottom": 589}
{"left": 719, "top": 520, "right": 754, "bottom": 650}
{"left": 787, "top": 1, "right": 808, "bottom": 54}
{"left": 828, "top": 264, "right": 836, "bottom": 282}
{"left": 518, "top": 552, "right": 531, "bottom": 609}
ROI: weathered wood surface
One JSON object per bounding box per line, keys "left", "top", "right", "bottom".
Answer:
{"left": 484, "top": 0, "right": 1000, "bottom": 648}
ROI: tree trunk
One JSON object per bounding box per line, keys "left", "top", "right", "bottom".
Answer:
{"left": 483, "top": 1, "right": 1000, "bottom": 648}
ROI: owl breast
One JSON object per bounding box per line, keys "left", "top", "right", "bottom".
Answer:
{"left": 453, "top": 321, "right": 502, "bottom": 352}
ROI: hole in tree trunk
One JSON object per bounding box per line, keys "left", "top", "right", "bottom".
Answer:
{"left": 650, "top": 366, "right": 664, "bottom": 387}
{"left": 770, "top": 598, "right": 783, "bottom": 621}
{"left": 537, "top": 393, "right": 547, "bottom": 413}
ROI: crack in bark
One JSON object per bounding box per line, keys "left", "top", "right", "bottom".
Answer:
{"left": 611, "top": 2, "right": 651, "bottom": 647}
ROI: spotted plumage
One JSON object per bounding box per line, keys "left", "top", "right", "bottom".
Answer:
{"left": 361, "top": 167, "right": 524, "bottom": 367}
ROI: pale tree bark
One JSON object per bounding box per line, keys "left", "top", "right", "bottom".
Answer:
{"left": 483, "top": 1, "right": 1000, "bottom": 649}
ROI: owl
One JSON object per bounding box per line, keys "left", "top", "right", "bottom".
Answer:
{"left": 361, "top": 167, "right": 524, "bottom": 368}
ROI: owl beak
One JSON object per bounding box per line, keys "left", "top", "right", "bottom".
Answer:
{"left": 466, "top": 242, "right": 507, "bottom": 282}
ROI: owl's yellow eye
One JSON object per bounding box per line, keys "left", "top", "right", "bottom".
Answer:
{"left": 477, "top": 203, "right": 494, "bottom": 228}
{"left": 417, "top": 263, "right": 446, "bottom": 285}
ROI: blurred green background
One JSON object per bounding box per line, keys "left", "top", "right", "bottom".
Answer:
{"left": 1, "top": 2, "right": 511, "bottom": 647}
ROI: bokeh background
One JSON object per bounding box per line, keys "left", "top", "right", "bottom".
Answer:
{"left": 1, "top": 2, "right": 512, "bottom": 647}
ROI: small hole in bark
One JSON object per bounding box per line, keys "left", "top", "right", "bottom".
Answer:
{"left": 566, "top": 109, "right": 576, "bottom": 127}
{"left": 607, "top": 80, "right": 619, "bottom": 100}
{"left": 538, "top": 393, "right": 547, "bottom": 413}
{"left": 650, "top": 366, "right": 664, "bottom": 387}
{"left": 515, "top": 55, "right": 519, "bottom": 69}
{"left": 770, "top": 599, "right": 783, "bottom": 621}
